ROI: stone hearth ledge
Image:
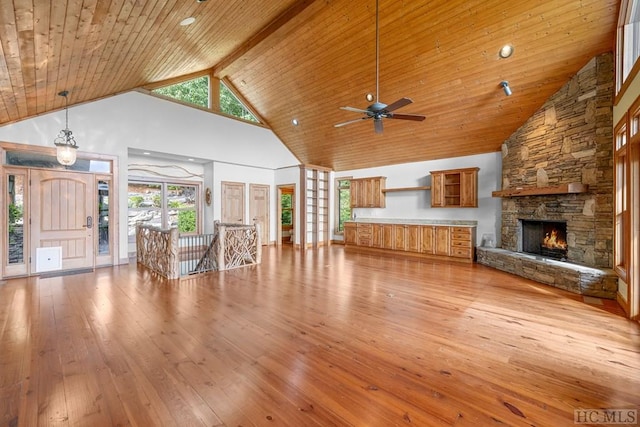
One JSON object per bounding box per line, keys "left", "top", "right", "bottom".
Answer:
{"left": 476, "top": 247, "right": 618, "bottom": 299}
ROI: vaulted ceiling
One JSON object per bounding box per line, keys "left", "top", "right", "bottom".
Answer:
{"left": 0, "top": 0, "right": 618, "bottom": 171}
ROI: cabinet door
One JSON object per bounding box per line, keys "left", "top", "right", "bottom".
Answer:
{"left": 350, "top": 179, "right": 364, "bottom": 208}
{"left": 420, "top": 226, "right": 435, "bottom": 254}
{"left": 393, "top": 225, "right": 406, "bottom": 251}
{"left": 372, "top": 223, "right": 383, "bottom": 248}
{"left": 382, "top": 225, "right": 394, "bottom": 250}
{"left": 371, "top": 178, "right": 386, "bottom": 208}
{"left": 344, "top": 223, "right": 357, "bottom": 245}
{"left": 431, "top": 172, "right": 445, "bottom": 207}
{"left": 460, "top": 170, "right": 478, "bottom": 207}
{"left": 434, "top": 226, "right": 450, "bottom": 255}
{"left": 406, "top": 225, "right": 421, "bottom": 252}
{"left": 361, "top": 179, "right": 371, "bottom": 207}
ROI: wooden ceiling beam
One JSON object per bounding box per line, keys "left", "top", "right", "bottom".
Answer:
{"left": 212, "top": 0, "right": 324, "bottom": 79}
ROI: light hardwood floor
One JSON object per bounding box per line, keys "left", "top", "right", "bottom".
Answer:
{"left": 1, "top": 246, "right": 638, "bottom": 426}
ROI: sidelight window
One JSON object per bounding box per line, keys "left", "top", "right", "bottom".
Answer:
{"left": 5, "top": 172, "right": 25, "bottom": 266}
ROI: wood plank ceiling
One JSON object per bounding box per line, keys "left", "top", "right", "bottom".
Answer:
{"left": 0, "top": 0, "right": 618, "bottom": 171}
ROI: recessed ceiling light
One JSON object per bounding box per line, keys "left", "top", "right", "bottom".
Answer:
{"left": 292, "top": 119, "right": 299, "bottom": 126}
{"left": 365, "top": 93, "right": 375, "bottom": 102}
{"left": 499, "top": 44, "right": 514, "bottom": 59}
{"left": 188, "top": 158, "right": 194, "bottom": 162}
{"left": 180, "top": 17, "right": 196, "bottom": 26}
{"left": 143, "top": 152, "right": 151, "bottom": 155}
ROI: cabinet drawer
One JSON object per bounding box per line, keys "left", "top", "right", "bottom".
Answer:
{"left": 451, "top": 239, "right": 471, "bottom": 248}
{"left": 358, "top": 237, "right": 372, "bottom": 246}
{"left": 451, "top": 227, "right": 471, "bottom": 235}
{"left": 450, "top": 247, "right": 472, "bottom": 258}
{"left": 451, "top": 232, "right": 470, "bottom": 241}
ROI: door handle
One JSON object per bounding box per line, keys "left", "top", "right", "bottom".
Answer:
{"left": 85, "top": 216, "right": 93, "bottom": 229}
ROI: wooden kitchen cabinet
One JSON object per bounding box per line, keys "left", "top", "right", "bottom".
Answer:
{"left": 344, "top": 221, "right": 475, "bottom": 262}
{"left": 372, "top": 223, "right": 383, "bottom": 248}
{"left": 344, "top": 222, "right": 357, "bottom": 245}
{"left": 357, "top": 223, "right": 373, "bottom": 247}
{"left": 350, "top": 177, "right": 386, "bottom": 208}
{"left": 393, "top": 225, "right": 406, "bottom": 251}
{"left": 450, "top": 226, "right": 475, "bottom": 259}
{"left": 434, "top": 226, "right": 450, "bottom": 256}
{"left": 430, "top": 167, "right": 479, "bottom": 208}
{"left": 406, "top": 225, "right": 421, "bottom": 252}
{"left": 420, "top": 226, "right": 435, "bottom": 254}
{"left": 382, "top": 224, "right": 394, "bottom": 250}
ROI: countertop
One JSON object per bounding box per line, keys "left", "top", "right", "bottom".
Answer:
{"left": 345, "top": 218, "right": 477, "bottom": 226}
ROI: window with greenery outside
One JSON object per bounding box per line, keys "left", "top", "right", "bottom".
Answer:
{"left": 153, "top": 76, "right": 209, "bottom": 108}
{"left": 281, "top": 193, "right": 293, "bottom": 225}
{"left": 152, "top": 76, "right": 259, "bottom": 123}
{"left": 219, "top": 82, "right": 258, "bottom": 122}
{"left": 337, "top": 179, "right": 351, "bottom": 232}
{"left": 167, "top": 185, "right": 197, "bottom": 233}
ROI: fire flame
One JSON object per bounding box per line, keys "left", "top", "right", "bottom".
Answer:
{"left": 542, "top": 229, "right": 567, "bottom": 249}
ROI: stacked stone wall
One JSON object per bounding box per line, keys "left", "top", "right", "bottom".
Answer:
{"left": 499, "top": 52, "right": 614, "bottom": 268}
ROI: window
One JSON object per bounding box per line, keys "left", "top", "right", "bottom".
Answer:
{"left": 152, "top": 75, "right": 209, "bottom": 108}
{"left": 281, "top": 193, "right": 293, "bottom": 226}
{"left": 128, "top": 180, "right": 200, "bottom": 242}
{"left": 220, "top": 82, "right": 258, "bottom": 122}
{"left": 614, "top": 118, "right": 629, "bottom": 280}
{"left": 151, "top": 75, "right": 259, "bottom": 123}
{"left": 6, "top": 172, "right": 25, "bottom": 266}
{"left": 336, "top": 178, "right": 351, "bottom": 233}
{"left": 616, "top": 0, "right": 640, "bottom": 93}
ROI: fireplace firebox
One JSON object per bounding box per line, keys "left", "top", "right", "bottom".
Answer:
{"left": 520, "top": 219, "right": 568, "bottom": 261}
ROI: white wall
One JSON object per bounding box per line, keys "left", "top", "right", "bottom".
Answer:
{"left": 0, "top": 90, "right": 502, "bottom": 260}
{"left": 334, "top": 152, "right": 503, "bottom": 245}
{"left": 212, "top": 161, "right": 275, "bottom": 240}
{"left": 0, "top": 91, "right": 299, "bottom": 260}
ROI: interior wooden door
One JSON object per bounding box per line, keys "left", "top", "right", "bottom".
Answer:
{"left": 221, "top": 181, "right": 245, "bottom": 224}
{"left": 30, "top": 169, "right": 94, "bottom": 273}
{"left": 249, "top": 184, "right": 269, "bottom": 245}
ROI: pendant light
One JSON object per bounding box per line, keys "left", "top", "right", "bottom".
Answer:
{"left": 53, "top": 90, "right": 79, "bottom": 166}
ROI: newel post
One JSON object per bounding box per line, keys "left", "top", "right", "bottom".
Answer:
{"left": 168, "top": 227, "right": 179, "bottom": 279}
{"left": 254, "top": 221, "right": 262, "bottom": 264}
{"left": 218, "top": 224, "right": 226, "bottom": 270}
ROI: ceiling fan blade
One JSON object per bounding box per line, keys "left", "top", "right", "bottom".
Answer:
{"left": 383, "top": 97, "right": 413, "bottom": 113}
{"left": 387, "top": 113, "right": 426, "bottom": 121}
{"left": 334, "top": 117, "right": 370, "bottom": 128}
{"left": 374, "top": 119, "right": 383, "bottom": 134}
{"left": 340, "top": 106, "right": 370, "bottom": 114}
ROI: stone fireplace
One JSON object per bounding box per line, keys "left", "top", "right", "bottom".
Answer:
{"left": 520, "top": 219, "right": 567, "bottom": 261}
{"left": 476, "top": 52, "right": 618, "bottom": 299}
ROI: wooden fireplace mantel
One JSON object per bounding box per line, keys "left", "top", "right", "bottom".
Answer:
{"left": 492, "top": 183, "right": 589, "bottom": 198}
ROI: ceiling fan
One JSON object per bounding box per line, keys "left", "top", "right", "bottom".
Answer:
{"left": 334, "top": 0, "right": 426, "bottom": 134}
